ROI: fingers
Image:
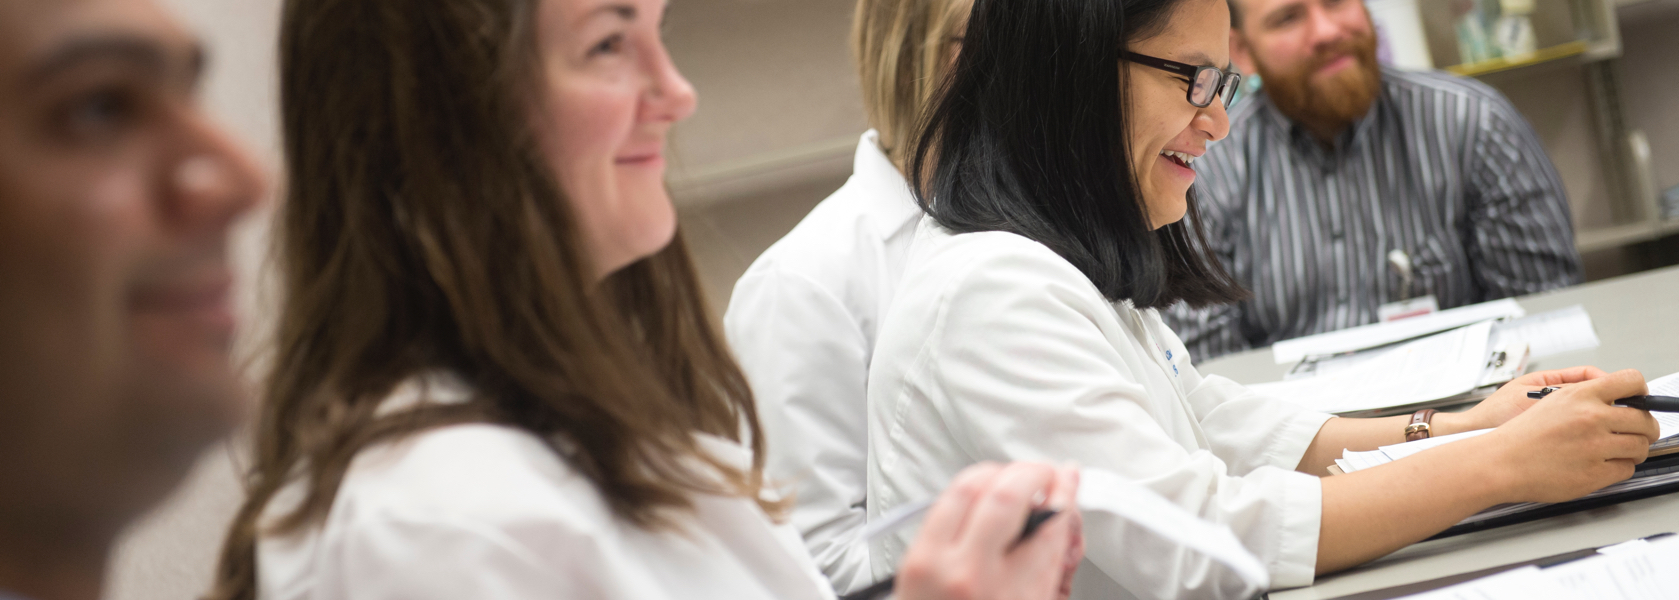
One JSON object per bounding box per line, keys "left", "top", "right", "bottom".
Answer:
{"left": 1600, "top": 406, "right": 1662, "bottom": 443}
{"left": 1045, "top": 464, "right": 1080, "bottom": 512}
{"left": 1008, "top": 495, "right": 1079, "bottom": 595}
{"left": 1602, "top": 458, "right": 1639, "bottom": 483}
{"left": 1059, "top": 505, "right": 1085, "bottom": 588}
{"left": 1605, "top": 431, "right": 1655, "bottom": 463}
{"left": 956, "top": 462, "right": 1058, "bottom": 552}
{"left": 1522, "top": 366, "right": 1610, "bottom": 386}
{"left": 1010, "top": 506, "right": 1076, "bottom": 591}
{"left": 919, "top": 462, "right": 1006, "bottom": 546}
{"left": 1569, "top": 369, "right": 1649, "bottom": 405}
{"left": 1045, "top": 464, "right": 1084, "bottom": 593}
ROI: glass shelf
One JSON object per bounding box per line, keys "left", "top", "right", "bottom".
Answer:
{"left": 1444, "top": 40, "right": 1592, "bottom": 77}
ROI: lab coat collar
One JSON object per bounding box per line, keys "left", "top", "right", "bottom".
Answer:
{"left": 848, "top": 130, "right": 923, "bottom": 240}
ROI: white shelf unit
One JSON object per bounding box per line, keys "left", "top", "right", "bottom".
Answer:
{"left": 1405, "top": 0, "right": 1676, "bottom": 256}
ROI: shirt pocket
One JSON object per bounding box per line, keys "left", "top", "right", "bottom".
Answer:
{"left": 1411, "top": 237, "right": 1456, "bottom": 298}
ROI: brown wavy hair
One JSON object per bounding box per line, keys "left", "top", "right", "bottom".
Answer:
{"left": 208, "top": 0, "right": 772, "bottom": 598}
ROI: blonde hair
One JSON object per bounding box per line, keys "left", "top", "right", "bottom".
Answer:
{"left": 852, "top": 0, "right": 972, "bottom": 172}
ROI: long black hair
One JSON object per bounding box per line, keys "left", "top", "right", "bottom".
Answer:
{"left": 909, "top": 0, "right": 1246, "bottom": 309}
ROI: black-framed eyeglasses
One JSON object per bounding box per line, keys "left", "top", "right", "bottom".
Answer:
{"left": 1123, "top": 52, "right": 1242, "bottom": 109}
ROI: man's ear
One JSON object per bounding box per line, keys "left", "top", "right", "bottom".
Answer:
{"left": 1230, "top": 29, "right": 1258, "bottom": 76}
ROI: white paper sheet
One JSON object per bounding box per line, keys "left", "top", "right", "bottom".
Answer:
{"left": 1251, "top": 321, "right": 1494, "bottom": 414}
{"left": 1396, "top": 537, "right": 1679, "bottom": 599}
{"left": 1652, "top": 373, "right": 1679, "bottom": 441}
{"left": 1075, "top": 468, "right": 1271, "bottom": 589}
{"left": 1650, "top": 372, "right": 1679, "bottom": 397}
{"left": 1334, "top": 429, "right": 1494, "bottom": 474}
{"left": 858, "top": 468, "right": 1272, "bottom": 592}
{"left": 1271, "top": 299, "right": 1524, "bottom": 364}
{"left": 1487, "top": 305, "right": 1601, "bottom": 360}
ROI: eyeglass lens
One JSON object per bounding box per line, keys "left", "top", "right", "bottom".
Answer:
{"left": 1192, "top": 68, "right": 1222, "bottom": 107}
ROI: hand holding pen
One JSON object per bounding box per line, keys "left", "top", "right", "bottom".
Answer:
{"left": 849, "top": 462, "right": 1084, "bottom": 600}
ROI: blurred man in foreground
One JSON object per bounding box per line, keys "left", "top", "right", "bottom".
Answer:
{"left": 0, "top": 1, "right": 263, "bottom": 598}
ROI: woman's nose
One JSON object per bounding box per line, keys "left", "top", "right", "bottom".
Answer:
{"left": 1197, "top": 99, "right": 1232, "bottom": 142}
{"left": 645, "top": 43, "right": 697, "bottom": 123}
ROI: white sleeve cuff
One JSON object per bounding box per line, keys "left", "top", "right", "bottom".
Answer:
{"left": 1270, "top": 470, "right": 1323, "bottom": 589}
{"left": 1264, "top": 409, "right": 1335, "bottom": 472}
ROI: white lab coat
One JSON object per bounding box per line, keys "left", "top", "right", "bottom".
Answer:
{"left": 256, "top": 374, "right": 836, "bottom": 600}
{"left": 725, "top": 130, "right": 922, "bottom": 593}
{"left": 868, "top": 218, "right": 1334, "bottom": 600}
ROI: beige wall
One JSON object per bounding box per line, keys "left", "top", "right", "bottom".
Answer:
{"left": 665, "top": 0, "right": 864, "bottom": 172}
{"left": 1494, "top": 67, "right": 1618, "bottom": 232}
{"left": 1619, "top": 8, "right": 1679, "bottom": 194}
{"left": 684, "top": 174, "right": 848, "bottom": 308}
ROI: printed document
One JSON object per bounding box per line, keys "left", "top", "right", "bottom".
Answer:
{"left": 1251, "top": 321, "right": 1493, "bottom": 414}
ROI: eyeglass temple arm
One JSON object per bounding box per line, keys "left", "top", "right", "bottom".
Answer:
{"left": 1121, "top": 51, "right": 1197, "bottom": 77}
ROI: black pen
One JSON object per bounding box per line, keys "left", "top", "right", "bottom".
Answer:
{"left": 839, "top": 508, "right": 1061, "bottom": 600}
{"left": 1528, "top": 386, "right": 1679, "bottom": 412}
{"left": 1615, "top": 395, "right": 1679, "bottom": 412}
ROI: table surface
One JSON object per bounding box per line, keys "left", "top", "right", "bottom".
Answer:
{"left": 1197, "top": 265, "right": 1679, "bottom": 600}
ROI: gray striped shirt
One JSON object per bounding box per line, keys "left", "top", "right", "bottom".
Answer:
{"left": 1166, "top": 67, "right": 1582, "bottom": 361}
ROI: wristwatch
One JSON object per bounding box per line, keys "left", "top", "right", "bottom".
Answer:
{"left": 1404, "top": 409, "right": 1438, "bottom": 442}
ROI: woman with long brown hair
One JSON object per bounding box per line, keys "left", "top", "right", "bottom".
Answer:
{"left": 207, "top": 0, "right": 1081, "bottom": 598}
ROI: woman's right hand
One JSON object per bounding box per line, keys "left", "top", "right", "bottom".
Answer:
{"left": 895, "top": 462, "right": 1084, "bottom": 600}
{"left": 1483, "top": 369, "right": 1660, "bottom": 504}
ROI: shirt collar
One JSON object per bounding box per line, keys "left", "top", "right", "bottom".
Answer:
{"left": 850, "top": 129, "right": 924, "bottom": 236}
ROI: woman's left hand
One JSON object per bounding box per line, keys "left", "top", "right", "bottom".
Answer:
{"left": 1453, "top": 366, "right": 1612, "bottom": 433}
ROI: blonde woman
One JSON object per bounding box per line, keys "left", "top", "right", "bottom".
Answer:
{"left": 724, "top": 0, "right": 972, "bottom": 592}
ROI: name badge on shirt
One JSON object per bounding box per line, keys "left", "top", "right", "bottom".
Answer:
{"left": 1377, "top": 295, "right": 1440, "bottom": 323}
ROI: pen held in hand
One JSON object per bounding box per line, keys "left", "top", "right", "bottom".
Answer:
{"left": 838, "top": 507, "right": 1061, "bottom": 600}
{"left": 1614, "top": 395, "right": 1679, "bottom": 412}
{"left": 1526, "top": 386, "right": 1679, "bottom": 412}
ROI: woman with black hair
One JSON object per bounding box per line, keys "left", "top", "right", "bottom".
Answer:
{"left": 866, "top": 0, "right": 1658, "bottom": 597}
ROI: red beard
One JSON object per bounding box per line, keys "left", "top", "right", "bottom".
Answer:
{"left": 1254, "top": 30, "right": 1382, "bottom": 140}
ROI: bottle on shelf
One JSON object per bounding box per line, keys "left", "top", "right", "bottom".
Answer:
{"left": 1492, "top": 0, "right": 1538, "bottom": 57}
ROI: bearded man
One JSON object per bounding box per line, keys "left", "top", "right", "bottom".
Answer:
{"left": 1164, "top": 0, "right": 1583, "bottom": 361}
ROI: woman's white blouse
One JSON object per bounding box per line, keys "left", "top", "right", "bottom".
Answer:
{"left": 724, "top": 130, "right": 922, "bottom": 593}
{"left": 867, "top": 218, "right": 1335, "bottom": 599}
{"left": 256, "top": 376, "right": 836, "bottom": 600}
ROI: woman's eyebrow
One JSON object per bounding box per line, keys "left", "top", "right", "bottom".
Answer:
{"left": 1175, "top": 50, "right": 1230, "bottom": 70}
